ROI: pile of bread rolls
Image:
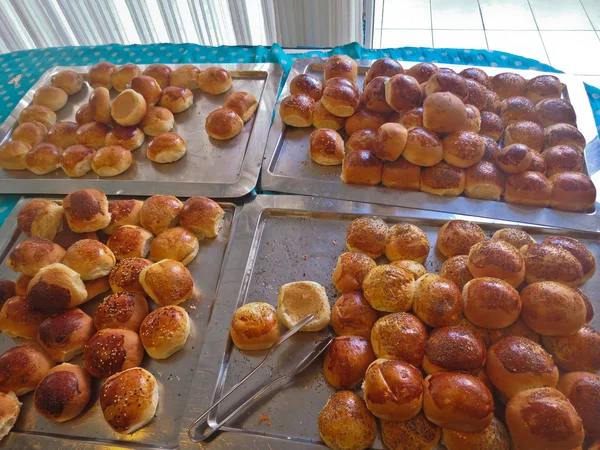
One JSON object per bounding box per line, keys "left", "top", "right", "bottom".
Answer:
{"left": 280, "top": 56, "right": 596, "bottom": 212}
{"left": 0, "top": 62, "right": 257, "bottom": 177}
{"left": 0, "top": 189, "right": 225, "bottom": 438}
{"left": 317, "top": 216, "right": 599, "bottom": 450}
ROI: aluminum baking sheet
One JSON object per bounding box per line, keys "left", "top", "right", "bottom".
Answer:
{"left": 182, "top": 194, "right": 600, "bottom": 450}
{"left": 261, "top": 58, "right": 600, "bottom": 233}
{"left": 0, "top": 63, "right": 282, "bottom": 197}
{"left": 0, "top": 196, "right": 238, "bottom": 450}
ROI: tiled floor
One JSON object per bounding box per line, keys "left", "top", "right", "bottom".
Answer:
{"left": 373, "top": 0, "right": 600, "bottom": 75}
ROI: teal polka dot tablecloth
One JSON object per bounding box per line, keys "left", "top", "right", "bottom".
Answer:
{"left": 0, "top": 41, "right": 598, "bottom": 225}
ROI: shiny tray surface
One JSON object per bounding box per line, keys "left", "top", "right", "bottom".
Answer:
{"left": 0, "top": 63, "right": 282, "bottom": 197}
{"left": 261, "top": 58, "right": 600, "bottom": 232}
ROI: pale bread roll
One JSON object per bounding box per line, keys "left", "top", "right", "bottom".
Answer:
{"left": 277, "top": 281, "right": 330, "bottom": 331}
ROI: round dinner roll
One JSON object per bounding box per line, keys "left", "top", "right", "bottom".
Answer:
{"left": 147, "top": 131, "right": 187, "bottom": 163}
{"left": 506, "top": 387, "right": 584, "bottom": 450}
{"left": 32, "top": 86, "right": 68, "bottom": 112}
{"left": 318, "top": 390, "right": 377, "bottom": 450}
{"left": 504, "top": 121, "right": 545, "bottom": 153}
{"left": 83, "top": 275, "right": 109, "bottom": 301}
{"left": 309, "top": 128, "right": 344, "bottom": 165}
{"left": 197, "top": 66, "right": 232, "bottom": 94}
{"left": 60, "top": 144, "right": 94, "bottom": 177}
{"left": 440, "top": 255, "right": 473, "bottom": 290}
{"left": 142, "top": 63, "right": 172, "bottom": 89}
{"left": 0, "top": 391, "right": 21, "bottom": 440}
{"left": 91, "top": 145, "right": 132, "bottom": 177}
{"left": 442, "top": 417, "right": 510, "bottom": 450}
{"left": 549, "top": 171, "right": 596, "bottom": 212}
{"left": 7, "top": 236, "right": 65, "bottom": 276}
{"left": 420, "top": 162, "right": 465, "bottom": 196}
{"left": 277, "top": 280, "right": 330, "bottom": 331}
{"left": 229, "top": 302, "right": 279, "bottom": 351}
{"left": 492, "top": 227, "right": 535, "bottom": 249}
{"left": 140, "top": 305, "right": 190, "bottom": 359}
{"left": 75, "top": 103, "right": 93, "bottom": 125}
{"left": 34, "top": 363, "right": 91, "bottom": 423}
{"left": 465, "top": 79, "right": 487, "bottom": 110}
{"left": 81, "top": 57, "right": 112, "bottom": 92}
{"left": 37, "top": 308, "right": 94, "bottom": 362}
{"left": 105, "top": 125, "right": 145, "bottom": 151}
{"left": 491, "top": 72, "right": 527, "bottom": 99}
{"left": 331, "top": 291, "right": 378, "bottom": 338}
{"left": 25, "top": 142, "right": 61, "bottom": 175}
{"left": 321, "top": 78, "right": 360, "bottom": 118}
{"left": 0, "top": 295, "right": 50, "bottom": 339}
{"left": 18, "top": 105, "right": 56, "bottom": 130}
{"left": 346, "top": 129, "right": 376, "bottom": 153}
{"left": 423, "top": 326, "right": 486, "bottom": 375}
{"left": 423, "top": 92, "right": 467, "bottom": 133}
{"left": 149, "top": 227, "right": 199, "bottom": 265}
{"left": 505, "top": 171, "right": 551, "bottom": 207}
{"left": 62, "top": 239, "right": 115, "bottom": 281}
{"left": 402, "top": 127, "right": 443, "bottom": 167}
{"left": 520, "top": 243, "right": 583, "bottom": 287}
{"left": 364, "top": 58, "right": 404, "bottom": 87}
{"left": 290, "top": 73, "right": 323, "bottom": 101}
{"left": 385, "top": 223, "right": 429, "bottom": 263}
{"left": 425, "top": 71, "right": 468, "bottom": 102}
{"left": 345, "top": 109, "right": 387, "bottom": 136}
{"left": 412, "top": 274, "right": 462, "bottom": 327}
{"left": 479, "top": 111, "right": 503, "bottom": 141}
{"left": 437, "top": 220, "right": 486, "bottom": 258}
{"left": 462, "top": 277, "right": 521, "bottom": 328}
{"left": 279, "top": 94, "right": 315, "bottom": 127}
{"left": 382, "top": 157, "right": 421, "bottom": 191}
{"left": 536, "top": 98, "right": 576, "bottom": 127}
{"left": 464, "top": 160, "right": 506, "bottom": 200}
{"left": 332, "top": 251, "right": 376, "bottom": 293}
{"left": 544, "top": 123, "right": 586, "bottom": 151}
{"left": 312, "top": 100, "right": 346, "bottom": 130}
{"left": 363, "top": 265, "right": 415, "bottom": 312}
{"left": 206, "top": 108, "right": 244, "bottom": 140}
{"left": 140, "top": 194, "right": 183, "bottom": 235}
{"left": 100, "top": 367, "right": 159, "bottom": 434}
{"left": 84, "top": 328, "right": 143, "bottom": 378}
{"left": 0, "top": 140, "right": 30, "bottom": 170}
{"left": 107, "top": 225, "right": 154, "bottom": 260}
{"left": 159, "top": 86, "right": 193, "bottom": 113}
{"left": 0, "top": 343, "right": 55, "bottom": 396}
{"left": 324, "top": 55, "right": 357, "bottom": 82}
{"left": 557, "top": 371, "right": 600, "bottom": 437}
{"left": 381, "top": 412, "right": 441, "bottom": 450}
{"left": 223, "top": 91, "right": 259, "bottom": 123}
{"left": 89, "top": 86, "right": 112, "bottom": 124}
{"left": 405, "top": 62, "right": 438, "bottom": 84}
{"left": 169, "top": 64, "right": 200, "bottom": 90}
{"left": 0, "top": 280, "right": 15, "bottom": 309}
{"left": 391, "top": 104, "right": 421, "bottom": 126}
{"left": 423, "top": 372, "right": 494, "bottom": 432}
{"left": 363, "top": 358, "right": 423, "bottom": 421}
{"left": 341, "top": 149, "right": 383, "bottom": 185}
{"left": 489, "top": 317, "right": 540, "bottom": 344}
{"left": 486, "top": 336, "right": 558, "bottom": 398}
{"left": 543, "top": 325, "right": 600, "bottom": 373}
{"left": 455, "top": 315, "right": 491, "bottom": 347}
{"left": 50, "top": 69, "right": 83, "bottom": 95}
{"left": 371, "top": 312, "right": 427, "bottom": 365}
{"left": 542, "top": 145, "right": 584, "bottom": 177}
{"left": 543, "top": 236, "right": 595, "bottom": 283}
{"left": 468, "top": 239, "right": 525, "bottom": 287}
{"left": 520, "top": 281, "right": 586, "bottom": 335}
{"left": 482, "top": 89, "right": 501, "bottom": 114}
{"left": 460, "top": 104, "right": 481, "bottom": 132}
{"left": 374, "top": 122, "right": 407, "bottom": 161}
{"left": 109, "top": 257, "right": 152, "bottom": 295}
{"left": 111, "top": 63, "right": 142, "bottom": 92}
{"left": 104, "top": 199, "right": 143, "bottom": 235}
{"left": 460, "top": 67, "right": 491, "bottom": 89}
{"left": 527, "top": 74, "right": 562, "bottom": 102}
{"left": 27, "top": 263, "right": 87, "bottom": 312}
{"left": 179, "top": 196, "right": 224, "bottom": 239}
{"left": 110, "top": 89, "right": 147, "bottom": 127}
{"left": 75, "top": 121, "right": 110, "bottom": 149}
{"left": 12, "top": 121, "right": 47, "bottom": 147}
{"left": 139, "top": 259, "right": 193, "bottom": 306}
{"left": 324, "top": 336, "right": 375, "bottom": 389}
{"left": 480, "top": 135, "right": 499, "bottom": 162}
{"left": 362, "top": 76, "right": 393, "bottom": 114}
{"left": 47, "top": 121, "right": 78, "bottom": 149}
{"left": 94, "top": 292, "right": 148, "bottom": 332}
{"left": 17, "top": 198, "right": 63, "bottom": 240}
{"left": 140, "top": 106, "right": 174, "bottom": 136}
{"left": 500, "top": 96, "right": 538, "bottom": 124}
{"left": 384, "top": 74, "right": 422, "bottom": 112}
{"left": 15, "top": 274, "right": 32, "bottom": 296}
{"left": 345, "top": 216, "right": 388, "bottom": 258}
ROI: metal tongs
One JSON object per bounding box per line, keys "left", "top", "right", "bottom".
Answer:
{"left": 188, "top": 314, "right": 332, "bottom": 443}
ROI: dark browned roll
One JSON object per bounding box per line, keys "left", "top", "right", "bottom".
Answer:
{"left": 143, "top": 63, "right": 172, "bottom": 88}
{"left": 94, "top": 292, "right": 149, "bottom": 332}
{"left": 500, "top": 96, "right": 538, "bottom": 125}
{"left": 527, "top": 74, "right": 562, "bottom": 103}
{"left": 536, "top": 98, "right": 576, "bottom": 127}
{"left": 464, "top": 79, "right": 487, "bottom": 110}
{"left": 442, "top": 417, "right": 510, "bottom": 450}
{"left": 395, "top": 106, "right": 424, "bottom": 130}
{"left": 340, "top": 150, "right": 383, "bottom": 186}
{"left": 412, "top": 274, "right": 462, "bottom": 327}
{"left": 324, "top": 55, "right": 357, "bottom": 82}
{"left": 426, "top": 71, "right": 468, "bottom": 102}
{"left": 371, "top": 312, "right": 427, "bottom": 366}
{"left": 406, "top": 62, "right": 439, "bottom": 84}
{"left": 436, "top": 220, "right": 486, "bottom": 258}
{"left": 520, "top": 243, "right": 583, "bottom": 287}
{"left": 83, "top": 328, "right": 143, "bottom": 378}
{"left": 331, "top": 291, "right": 378, "bottom": 338}
{"left": 309, "top": 128, "right": 344, "bottom": 166}
{"left": 503, "top": 120, "right": 544, "bottom": 152}
{"left": 543, "top": 123, "right": 586, "bottom": 151}
{"left": 365, "top": 58, "right": 404, "bottom": 86}
{"left": 494, "top": 143, "right": 534, "bottom": 175}
{"left": 108, "top": 257, "right": 152, "bottom": 295}
{"left": 543, "top": 325, "right": 600, "bottom": 373}
{"left": 442, "top": 131, "right": 484, "bottom": 168}
{"left": 362, "top": 76, "right": 393, "bottom": 113}
{"left": 542, "top": 145, "right": 584, "bottom": 177}
{"left": 420, "top": 162, "right": 465, "bottom": 196}
{"left": 37, "top": 308, "right": 95, "bottom": 362}
{"left": 323, "top": 336, "right": 375, "bottom": 389}
{"left": 321, "top": 78, "right": 360, "bottom": 118}
{"left": 344, "top": 109, "right": 387, "bottom": 136}
{"left": 504, "top": 171, "right": 551, "bottom": 208}
{"left": 345, "top": 216, "right": 388, "bottom": 258}
{"left": 403, "top": 127, "right": 443, "bottom": 167}
{"left": 549, "top": 172, "right": 596, "bottom": 212}
{"left": 382, "top": 158, "right": 421, "bottom": 191}
{"left": 482, "top": 89, "right": 501, "bottom": 114}
{"left": 464, "top": 160, "right": 506, "bottom": 201}
{"left": 467, "top": 239, "right": 525, "bottom": 287}
{"left": 460, "top": 67, "right": 491, "bottom": 89}
{"left": 480, "top": 135, "right": 499, "bottom": 161}
{"left": 0, "top": 343, "right": 55, "bottom": 396}
{"left": 542, "top": 236, "right": 596, "bottom": 283}
{"left": 462, "top": 277, "right": 521, "bottom": 328}
{"left": 289, "top": 74, "right": 323, "bottom": 101}
{"left": 488, "top": 317, "right": 540, "bottom": 344}
{"left": 0, "top": 295, "right": 50, "bottom": 339}
{"left": 381, "top": 412, "right": 441, "bottom": 450}
{"left": 491, "top": 72, "right": 527, "bottom": 99}
{"left": 439, "top": 255, "right": 473, "bottom": 291}
{"left": 557, "top": 371, "right": 600, "bottom": 437}
{"left": 385, "top": 74, "right": 423, "bottom": 112}
{"left": 15, "top": 274, "right": 31, "bottom": 296}
{"left": 0, "top": 280, "right": 15, "bottom": 310}
{"left": 479, "top": 111, "right": 503, "bottom": 141}
{"left": 423, "top": 326, "right": 486, "bottom": 375}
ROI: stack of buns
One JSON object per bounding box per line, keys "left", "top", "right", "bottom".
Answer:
{"left": 279, "top": 56, "right": 596, "bottom": 213}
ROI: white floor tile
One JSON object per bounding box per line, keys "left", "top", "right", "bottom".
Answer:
{"left": 582, "top": 0, "right": 600, "bottom": 30}
{"left": 382, "top": 0, "right": 431, "bottom": 30}
{"left": 433, "top": 30, "right": 487, "bottom": 50}
{"left": 431, "top": 0, "right": 483, "bottom": 30}
{"left": 374, "top": 0, "right": 384, "bottom": 30}
{"left": 380, "top": 29, "right": 433, "bottom": 48}
{"left": 540, "top": 31, "right": 600, "bottom": 74}
{"left": 373, "top": 28, "right": 382, "bottom": 48}
{"left": 529, "top": 0, "right": 593, "bottom": 30}
{"left": 479, "top": 0, "right": 537, "bottom": 30}
{"left": 486, "top": 30, "right": 549, "bottom": 64}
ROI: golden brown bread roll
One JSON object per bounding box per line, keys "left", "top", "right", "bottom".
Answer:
{"left": 402, "top": 127, "right": 443, "bottom": 167}
{"left": 0, "top": 295, "right": 50, "bottom": 339}
{"left": 406, "top": 62, "right": 438, "bottom": 84}
{"left": 385, "top": 223, "right": 430, "bottom": 263}
{"left": 94, "top": 291, "right": 148, "bottom": 332}
{"left": 0, "top": 391, "right": 21, "bottom": 439}
{"left": 381, "top": 412, "right": 441, "bottom": 450}
{"left": 105, "top": 125, "right": 145, "bottom": 151}
{"left": 382, "top": 158, "right": 421, "bottom": 191}
{"left": 468, "top": 239, "right": 525, "bottom": 287}
{"left": 18, "top": 104, "right": 56, "bottom": 130}
{"left": 345, "top": 109, "right": 387, "bottom": 136}
{"left": 149, "top": 227, "right": 198, "bottom": 265}
{"left": 542, "top": 145, "right": 584, "bottom": 177}
{"left": 340, "top": 150, "right": 383, "bottom": 185}
{"left": 384, "top": 74, "right": 422, "bottom": 112}
{"left": 494, "top": 143, "right": 534, "bottom": 174}
{"left": 455, "top": 315, "right": 491, "bottom": 347}
{"left": 205, "top": 108, "right": 244, "bottom": 140}
{"left": 290, "top": 73, "right": 323, "bottom": 101}
{"left": 464, "top": 160, "right": 505, "bottom": 201}
{"left": 83, "top": 275, "right": 109, "bottom": 301}
{"left": 159, "top": 86, "right": 193, "bottom": 113}
{"left": 393, "top": 107, "right": 423, "bottom": 130}
{"left": 420, "top": 162, "right": 465, "bottom": 196}
{"left": 437, "top": 220, "right": 486, "bottom": 258}
{"left": 143, "top": 63, "right": 172, "bottom": 89}
{"left": 75, "top": 103, "right": 93, "bottom": 125}
{"left": 47, "top": 121, "right": 78, "bottom": 149}
{"left": 527, "top": 154, "right": 548, "bottom": 173}
{"left": 0, "top": 140, "right": 30, "bottom": 170}
{"left": 345, "top": 216, "right": 388, "bottom": 258}
{"left": 464, "top": 79, "right": 487, "bottom": 110}
{"left": 108, "top": 257, "right": 152, "bottom": 295}
{"left": 179, "top": 196, "right": 224, "bottom": 238}
{"left": 312, "top": 100, "right": 346, "bottom": 130}
{"left": 140, "top": 259, "right": 193, "bottom": 306}
{"left": 393, "top": 260, "right": 427, "bottom": 280}
{"left": 489, "top": 317, "right": 539, "bottom": 344}
{"left": 374, "top": 123, "right": 407, "bottom": 161}
{"left": 543, "top": 123, "right": 586, "bottom": 151}
{"left": 536, "top": 98, "right": 576, "bottom": 127}
{"left": 100, "top": 367, "right": 158, "bottom": 434}
{"left": 91, "top": 145, "right": 132, "bottom": 177}
{"left": 74, "top": 121, "right": 110, "bottom": 149}
{"left": 50, "top": 69, "right": 83, "bottom": 95}
{"left": 146, "top": 131, "right": 187, "bottom": 163}
{"left": 549, "top": 171, "right": 596, "bottom": 212}
{"left": 412, "top": 274, "right": 462, "bottom": 327}
{"left": 324, "top": 336, "right": 375, "bottom": 389}
{"left": 25, "top": 143, "right": 61, "bottom": 175}
{"left": 423, "top": 326, "right": 486, "bottom": 375}
{"left": 89, "top": 86, "right": 112, "bottom": 124}
{"left": 481, "top": 134, "right": 500, "bottom": 161}
{"left": 506, "top": 387, "right": 584, "bottom": 450}
{"left": 460, "top": 67, "right": 491, "bottom": 89}
{"left": 84, "top": 328, "right": 143, "bottom": 378}
{"left": 504, "top": 171, "right": 551, "bottom": 208}
{"left": 460, "top": 104, "right": 481, "bottom": 132}
{"left": 425, "top": 71, "right": 468, "bottom": 102}
{"left": 309, "top": 128, "right": 344, "bottom": 165}
{"left": 27, "top": 263, "right": 88, "bottom": 312}
{"left": 15, "top": 274, "right": 31, "bottom": 296}
{"left": 321, "top": 78, "right": 360, "bottom": 118}
{"left": 557, "top": 371, "right": 600, "bottom": 437}
{"left": 60, "top": 144, "right": 94, "bottom": 177}
{"left": 346, "top": 129, "right": 377, "bottom": 153}
{"left": 482, "top": 89, "right": 501, "bottom": 114}
{"left": 363, "top": 265, "right": 415, "bottom": 312}
{"left": 501, "top": 96, "right": 538, "bottom": 124}
{"left": 140, "top": 105, "right": 174, "bottom": 136}
{"left": 222, "top": 91, "right": 258, "bottom": 123}
{"left": 0, "top": 343, "right": 55, "bottom": 396}
{"left": 111, "top": 63, "right": 141, "bottom": 92}
{"left": 492, "top": 227, "right": 535, "bottom": 248}
{"left": 12, "top": 121, "right": 47, "bottom": 147}
{"left": 479, "top": 111, "right": 503, "bottom": 140}
{"left": 7, "top": 236, "right": 65, "bottom": 276}
{"left": 140, "top": 194, "right": 183, "bottom": 234}
{"left": 140, "top": 304, "right": 190, "bottom": 359}
{"left": 17, "top": 199, "right": 63, "bottom": 240}
{"left": 542, "top": 325, "right": 600, "bottom": 372}
{"left": 362, "top": 76, "right": 393, "bottom": 114}
{"left": 324, "top": 55, "right": 357, "bottom": 82}
{"left": 439, "top": 255, "right": 473, "bottom": 290}
{"left": 371, "top": 312, "right": 427, "bottom": 365}
{"left": 193, "top": 67, "right": 230, "bottom": 94}
{"left": 279, "top": 94, "right": 316, "bottom": 127}
{"left": 422, "top": 92, "right": 467, "bottom": 133}
{"left": 331, "top": 291, "right": 378, "bottom": 338}
{"left": 318, "top": 390, "right": 376, "bottom": 450}
{"left": 463, "top": 277, "right": 521, "bottom": 328}
{"left": 503, "top": 120, "right": 544, "bottom": 151}
{"left": 364, "top": 58, "right": 404, "bottom": 86}
{"left": 62, "top": 238, "right": 115, "bottom": 281}
{"left": 527, "top": 74, "right": 562, "bottom": 103}
{"left": 104, "top": 199, "right": 143, "bottom": 235}
{"left": 63, "top": 188, "right": 111, "bottom": 232}
{"left": 332, "top": 252, "right": 376, "bottom": 293}
{"left": 542, "top": 236, "right": 595, "bottom": 283}
{"left": 229, "top": 302, "right": 279, "bottom": 351}
{"left": 169, "top": 65, "right": 200, "bottom": 90}
{"left": 520, "top": 243, "right": 583, "bottom": 287}
{"left": 423, "top": 372, "right": 493, "bottom": 432}
{"left": 491, "top": 72, "right": 527, "bottom": 99}
{"left": 442, "top": 417, "right": 510, "bottom": 450}
{"left": 32, "top": 86, "right": 68, "bottom": 112}
{"left": 37, "top": 308, "right": 94, "bottom": 362}
{"left": 107, "top": 225, "right": 153, "bottom": 260}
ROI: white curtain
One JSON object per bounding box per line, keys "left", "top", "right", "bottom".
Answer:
{"left": 0, "top": 0, "right": 366, "bottom": 53}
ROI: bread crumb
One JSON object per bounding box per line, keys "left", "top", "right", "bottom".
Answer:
{"left": 332, "top": 240, "right": 337, "bottom": 245}
{"left": 303, "top": 255, "right": 307, "bottom": 260}
{"left": 258, "top": 414, "right": 272, "bottom": 427}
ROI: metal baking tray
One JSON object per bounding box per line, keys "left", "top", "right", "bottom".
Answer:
{"left": 0, "top": 63, "right": 283, "bottom": 197}
{"left": 181, "top": 194, "right": 600, "bottom": 450}
{"left": 261, "top": 58, "right": 600, "bottom": 233}
{"left": 0, "top": 196, "right": 239, "bottom": 450}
